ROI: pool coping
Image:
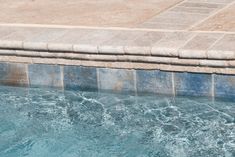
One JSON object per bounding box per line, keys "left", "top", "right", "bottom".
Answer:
{"left": 0, "top": 25, "right": 234, "bottom": 74}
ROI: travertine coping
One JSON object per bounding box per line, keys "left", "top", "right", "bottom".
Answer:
{"left": 0, "top": 25, "right": 234, "bottom": 74}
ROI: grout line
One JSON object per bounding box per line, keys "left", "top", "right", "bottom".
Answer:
{"left": 188, "top": 0, "right": 235, "bottom": 30}
{"left": 211, "top": 73, "right": 215, "bottom": 102}
{"left": 133, "top": 69, "right": 138, "bottom": 96}
{"left": 205, "top": 34, "right": 226, "bottom": 58}
{"left": 135, "top": 0, "right": 186, "bottom": 27}
{"left": 96, "top": 68, "right": 101, "bottom": 92}
{"left": 211, "top": 73, "right": 215, "bottom": 98}
{"left": 172, "top": 72, "right": 176, "bottom": 97}
{"left": 139, "top": 0, "right": 187, "bottom": 24}
{"left": 60, "top": 65, "right": 64, "bottom": 90}
{"left": 177, "top": 32, "right": 198, "bottom": 53}
{"left": 183, "top": 1, "right": 232, "bottom": 5}
{"left": 155, "top": 70, "right": 159, "bottom": 96}
{"left": 192, "top": 30, "right": 235, "bottom": 34}
{"left": 25, "top": 63, "right": 30, "bottom": 87}
{"left": 0, "top": 23, "right": 235, "bottom": 34}
{"left": 0, "top": 23, "right": 187, "bottom": 32}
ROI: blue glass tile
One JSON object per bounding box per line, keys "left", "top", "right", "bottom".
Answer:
{"left": 28, "top": 64, "right": 62, "bottom": 88}
{"left": 136, "top": 70, "right": 157, "bottom": 94}
{"left": 0, "top": 63, "right": 28, "bottom": 87}
{"left": 156, "top": 71, "right": 173, "bottom": 95}
{"left": 64, "top": 66, "right": 97, "bottom": 91}
{"left": 175, "top": 72, "right": 212, "bottom": 97}
{"left": 98, "top": 68, "right": 135, "bottom": 93}
{"left": 215, "top": 74, "right": 235, "bottom": 99}
{"left": 136, "top": 70, "right": 173, "bottom": 95}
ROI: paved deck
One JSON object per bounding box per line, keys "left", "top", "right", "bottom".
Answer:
{"left": 0, "top": 0, "right": 234, "bottom": 74}
{"left": 0, "top": 0, "right": 183, "bottom": 27}
{"left": 1, "top": 0, "right": 234, "bottom": 31}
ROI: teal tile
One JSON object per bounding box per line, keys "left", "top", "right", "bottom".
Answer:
{"left": 0, "top": 63, "right": 28, "bottom": 87}
{"left": 64, "top": 66, "right": 97, "bottom": 91}
{"left": 136, "top": 70, "right": 172, "bottom": 95}
{"left": 156, "top": 71, "right": 173, "bottom": 95}
{"left": 175, "top": 72, "right": 212, "bottom": 97}
{"left": 136, "top": 70, "right": 157, "bottom": 94}
{"left": 215, "top": 74, "right": 235, "bottom": 100}
{"left": 98, "top": 68, "right": 135, "bottom": 93}
{"left": 28, "top": 64, "right": 62, "bottom": 88}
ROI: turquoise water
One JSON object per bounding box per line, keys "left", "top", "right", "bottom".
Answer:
{"left": 0, "top": 86, "right": 234, "bottom": 157}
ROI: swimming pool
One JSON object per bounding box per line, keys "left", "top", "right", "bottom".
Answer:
{"left": 0, "top": 85, "right": 234, "bottom": 157}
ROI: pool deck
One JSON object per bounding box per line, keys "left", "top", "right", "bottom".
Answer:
{"left": 0, "top": 0, "right": 235, "bottom": 74}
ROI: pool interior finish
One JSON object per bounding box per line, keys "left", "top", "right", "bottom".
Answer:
{"left": 0, "top": 86, "right": 234, "bottom": 157}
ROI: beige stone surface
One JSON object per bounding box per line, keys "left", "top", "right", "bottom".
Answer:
{"left": 151, "top": 32, "right": 194, "bottom": 56}
{"left": 1, "top": 55, "right": 235, "bottom": 74}
{"left": 193, "top": 3, "right": 235, "bottom": 32}
{"left": 0, "top": 0, "right": 234, "bottom": 75}
{"left": 0, "top": 0, "right": 183, "bottom": 27}
{"left": 1, "top": 0, "right": 234, "bottom": 32}
{"left": 179, "top": 33, "right": 223, "bottom": 58}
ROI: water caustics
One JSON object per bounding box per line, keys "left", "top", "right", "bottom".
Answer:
{"left": 0, "top": 86, "right": 234, "bottom": 157}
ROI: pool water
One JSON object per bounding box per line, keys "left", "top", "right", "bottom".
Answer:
{"left": 0, "top": 86, "right": 234, "bottom": 157}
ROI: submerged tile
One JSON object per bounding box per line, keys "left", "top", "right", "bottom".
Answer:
{"left": 136, "top": 70, "right": 157, "bottom": 94}
{"left": 215, "top": 74, "right": 235, "bottom": 99}
{"left": 64, "top": 66, "right": 97, "bottom": 91}
{"left": 136, "top": 70, "right": 173, "bottom": 95}
{"left": 155, "top": 71, "right": 173, "bottom": 95}
{"left": 0, "top": 63, "right": 28, "bottom": 87}
{"left": 98, "top": 68, "right": 135, "bottom": 93}
{"left": 175, "top": 72, "right": 212, "bottom": 96}
{"left": 28, "top": 64, "right": 62, "bottom": 88}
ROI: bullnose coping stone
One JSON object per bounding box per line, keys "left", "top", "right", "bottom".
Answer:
{"left": 0, "top": 25, "right": 234, "bottom": 74}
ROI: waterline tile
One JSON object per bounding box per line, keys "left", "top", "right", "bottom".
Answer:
{"left": 28, "top": 64, "right": 62, "bottom": 88}
{"left": 64, "top": 66, "right": 98, "bottom": 91}
{"left": 98, "top": 68, "right": 135, "bottom": 93}
{"left": 175, "top": 72, "right": 212, "bottom": 96}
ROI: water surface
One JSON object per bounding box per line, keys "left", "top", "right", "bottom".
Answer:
{"left": 0, "top": 86, "right": 234, "bottom": 157}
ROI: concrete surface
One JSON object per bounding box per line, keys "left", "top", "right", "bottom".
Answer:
{"left": 0, "top": 0, "right": 183, "bottom": 27}
{"left": 0, "top": 0, "right": 234, "bottom": 32}
{"left": 0, "top": 0, "right": 234, "bottom": 74}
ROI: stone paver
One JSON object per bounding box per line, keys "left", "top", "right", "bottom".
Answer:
{"left": 207, "top": 34, "right": 235, "bottom": 59}
{"left": 179, "top": 33, "right": 223, "bottom": 58}
{"left": 0, "top": 0, "right": 183, "bottom": 27}
{"left": 0, "top": 0, "right": 234, "bottom": 32}
{"left": 193, "top": 3, "right": 235, "bottom": 32}
{"left": 139, "top": 0, "right": 234, "bottom": 30}
{"left": 0, "top": 0, "right": 234, "bottom": 74}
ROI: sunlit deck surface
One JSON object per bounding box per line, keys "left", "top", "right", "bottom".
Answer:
{"left": 0, "top": 0, "right": 234, "bottom": 32}
{"left": 0, "top": 0, "right": 234, "bottom": 74}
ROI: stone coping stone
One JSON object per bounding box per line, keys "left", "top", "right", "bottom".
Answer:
{"left": 0, "top": 25, "right": 234, "bottom": 61}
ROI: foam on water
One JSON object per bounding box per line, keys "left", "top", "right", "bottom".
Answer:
{"left": 0, "top": 86, "right": 234, "bottom": 157}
